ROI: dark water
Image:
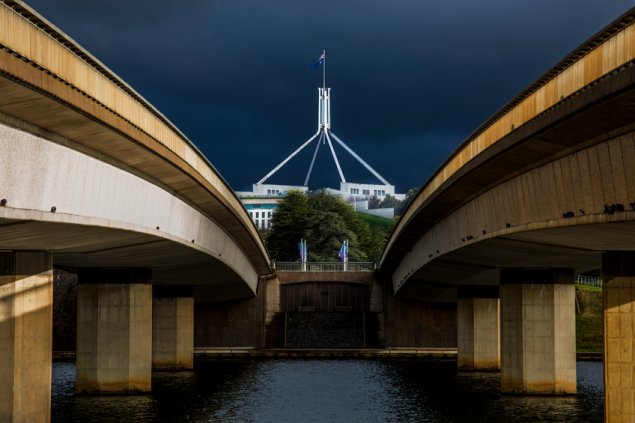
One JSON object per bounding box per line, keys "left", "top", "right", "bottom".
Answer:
{"left": 52, "top": 359, "right": 603, "bottom": 422}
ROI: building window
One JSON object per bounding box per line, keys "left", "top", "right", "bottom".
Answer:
{"left": 268, "top": 212, "right": 272, "bottom": 218}
{"left": 256, "top": 212, "right": 259, "bottom": 218}
{"left": 350, "top": 188, "right": 359, "bottom": 195}
{"left": 363, "top": 189, "right": 369, "bottom": 195}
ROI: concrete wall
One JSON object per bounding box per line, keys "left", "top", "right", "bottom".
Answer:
{"left": 265, "top": 277, "right": 281, "bottom": 324}
{"left": 262, "top": 274, "right": 456, "bottom": 349}
{"left": 280, "top": 282, "right": 369, "bottom": 312}
{"left": 384, "top": 294, "right": 457, "bottom": 348}
{"left": 194, "top": 279, "right": 266, "bottom": 348}
{"left": 194, "top": 272, "right": 458, "bottom": 349}
{"left": 277, "top": 271, "right": 375, "bottom": 284}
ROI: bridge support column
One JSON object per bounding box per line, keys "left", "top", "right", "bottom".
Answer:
{"left": 152, "top": 286, "right": 194, "bottom": 370}
{"left": 603, "top": 252, "right": 635, "bottom": 422}
{"left": 457, "top": 286, "right": 500, "bottom": 371}
{"left": 0, "top": 252, "right": 52, "bottom": 423}
{"left": 500, "top": 268, "right": 576, "bottom": 394}
{"left": 76, "top": 268, "right": 152, "bottom": 394}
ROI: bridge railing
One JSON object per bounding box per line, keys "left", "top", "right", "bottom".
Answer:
{"left": 575, "top": 275, "right": 602, "bottom": 288}
{"left": 273, "top": 262, "right": 376, "bottom": 272}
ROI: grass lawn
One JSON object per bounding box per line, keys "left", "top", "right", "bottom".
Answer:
{"left": 576, "top": 285, "right": 603, "bottom": 352}
{"left": 357, "top": 212, "right": 394, "bottom": 232}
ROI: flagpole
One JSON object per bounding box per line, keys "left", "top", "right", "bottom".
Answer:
{"left": 323, "top": 49, "right": 326, "bottom": 90}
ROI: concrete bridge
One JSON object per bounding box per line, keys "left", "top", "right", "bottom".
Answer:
{"left": 0, "top": 1, "right": 270, "bottom": 421}
{"left": 380, "top": 8, "right": 635, "bottom": 422}
{"left": 1, "top": 0, "right": 634, "bottom": 421}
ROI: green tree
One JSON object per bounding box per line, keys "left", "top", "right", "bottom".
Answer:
{"left": 307, "top": 191, "right": 368, "bottom": 261}
{"left": 266, "top": 190, "right": 386, "bottom": 262}
{"left": 266, "top": 190, "right": 310, "bottom": 261}
{"left": 362, "top": 227, "right": 387, "bottom": 262}
{"left": 368, "top": 195, "right": 381, "bottom": 209}
{"left": 379, "top": 194, "right": 401, "bottom": 209}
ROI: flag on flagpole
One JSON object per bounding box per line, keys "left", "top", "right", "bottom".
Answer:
{"left": 344, "top": 239, "right": 348, "bottom": 263}
{"left": 310, "top": 51, "right": 325, "bottom": 69}
{"left": 298, "top": 238, "right": 308, "bottom": 263}
{"left": 338, "top": 240, "right": 348, "bottom": 262}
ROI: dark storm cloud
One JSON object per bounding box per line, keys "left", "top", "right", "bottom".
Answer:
{"left": 24, "top": 0, "right": 634, "bottom": 191}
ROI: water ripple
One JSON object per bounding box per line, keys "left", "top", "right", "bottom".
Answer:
{"left": 52, "top": 359, "right": 603, "bottom": 422}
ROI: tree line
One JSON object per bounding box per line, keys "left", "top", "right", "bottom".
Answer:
{"left": 367, "top": 187, "right": 419, "bottom": 215}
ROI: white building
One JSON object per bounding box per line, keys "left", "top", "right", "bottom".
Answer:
{"left": 238, "top": 81, "right": 405, "bottom": 224}
{"left": 338, "top": 182, "right": 405, "bottom": 201}
{"left": 239, "top": 196, "right": 281, "bottom": 230}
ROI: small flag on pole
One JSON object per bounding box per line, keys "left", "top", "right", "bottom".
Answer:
{"left": 310, "top": 51, "right": 325, "bottom": 69}
{"left": 338, "top": 239, "right": 348, "bottom": 262}
{"left": 298, "top": 238, "right": 308, "bottom": 263}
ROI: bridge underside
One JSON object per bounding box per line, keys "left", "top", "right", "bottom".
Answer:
{"left": 399, "top": 216, "right": 635, "bottom": 300}
{"left": 0, "top": 217, "right": 254, "bottom": 300}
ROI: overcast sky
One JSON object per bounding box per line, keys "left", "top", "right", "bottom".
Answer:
{"left": 24, "top": 0, "right": 633, "bottom": 192}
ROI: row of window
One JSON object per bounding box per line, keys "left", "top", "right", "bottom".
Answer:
{"left": 249, "top": 211, "right": 273, "bottom": 219}
{"left": 254, "top": 220, "right": 271, "bottom": 229}
{"left": 266, "top": 189, "right": 280, "bottom": 195}
{"left": 349, "top": 188, "right": 386, "bottom": 196}
{"left": 249, "top": 210, "right": 274, "bottom": 230}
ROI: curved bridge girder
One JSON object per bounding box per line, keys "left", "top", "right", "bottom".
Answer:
{"left": 382, "top": 8, "right": 635, "bottom": 297}
{"left": 0, "top": 1, "right": 270, "bottom": 300}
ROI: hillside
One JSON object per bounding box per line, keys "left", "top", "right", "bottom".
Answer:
{"left": 357, "top": 212, "right": 394, "bottom": 232}
{"left": 576, "top": 285, "right": 603, "bottom": 352}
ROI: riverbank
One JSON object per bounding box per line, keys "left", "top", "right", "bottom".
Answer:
{"left": 53, "top": 349, "right": 604, "bottom": 361}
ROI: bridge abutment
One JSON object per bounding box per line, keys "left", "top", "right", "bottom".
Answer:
{"left": 500, "top": 268, "right": 576, "bottom": 394}
{"left": 603, "top": 252, "right": 635, "bottom": 423}
{"left": 194, "top": 277, "right": 266, "bottom": 348}
{"left": 152, "top": 286, "right": 194, "bottom": 370}
{"left": 384, "top": 294, "right": 457, "bottom": 348}
{"left": 0, "top": 252, "right": 53, "bottom": 423}
{"left": 76, "top": 268, "right": 152, "bottom": 394}
{"left": 457, "top": 286, "right": 500, "bottom": 371}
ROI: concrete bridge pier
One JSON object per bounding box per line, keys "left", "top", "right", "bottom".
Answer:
{"left": 457, "top": 286, "right": 500, "bottom": 371}
{"left": 152, "top": 286, "right": 194, "bottom": 370}
{"left": 0, "top": 252, "right": 53, "bottom": 423}
{"left": 603, "top": 252, "right": 635, "bottom": 423}
{"left": 76, "top": 268, "right": 152, "bottom": 394}
{"left": 500, "top": 268, "right": 576, "bottom": 394}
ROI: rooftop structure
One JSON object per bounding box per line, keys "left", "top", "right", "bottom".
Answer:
{"left": 238, "top": 52, "right": 403, "bottom": 222}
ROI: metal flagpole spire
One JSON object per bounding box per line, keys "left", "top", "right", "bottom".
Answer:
{"left": 322, "top": 49, "right": 326, "bottom": 90}
{"left": 255, "top": 50, "right": 393, "bottom": 190}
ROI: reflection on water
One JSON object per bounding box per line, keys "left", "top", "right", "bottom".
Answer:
{"left": 52, "top": 359, "right": 603, "bottom": 422}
